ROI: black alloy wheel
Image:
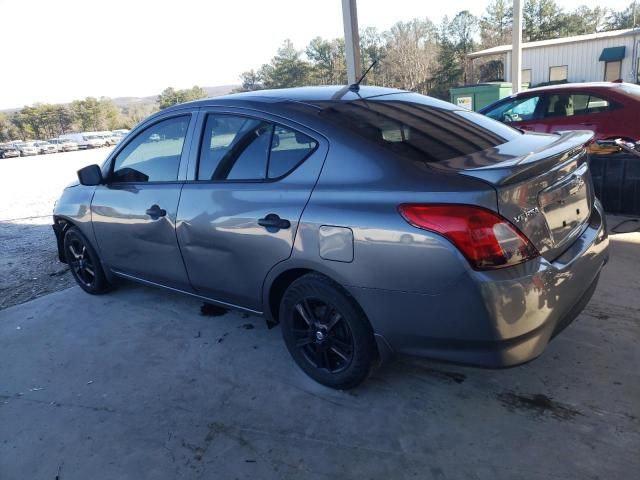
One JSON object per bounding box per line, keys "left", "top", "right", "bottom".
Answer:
{"left": 280, "top": 273, "right": 376, "bottom": 389}
{"left": 63, "top": 227, "right": 111, "bottom": 294}
{"left": 291, "top": 297, "right": 354, "bottom": 374}
{"left": 67, "top": 236, "right": 96, "bottom": 287}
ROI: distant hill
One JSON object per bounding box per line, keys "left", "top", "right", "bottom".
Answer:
{"left": 1, "top": 85, "right": 239, "bottom": 113}
{"left": 106, "top": 85, "right": 239, "bottom": 108}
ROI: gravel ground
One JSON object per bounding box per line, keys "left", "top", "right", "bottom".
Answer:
{"left": 0, "top": 148, "right": 112, "bottom": 309}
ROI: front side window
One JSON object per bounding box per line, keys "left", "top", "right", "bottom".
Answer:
{"left": 197, "top": 114, "right": 317, "bottom": 181}
{"left": 111, "top": 115, "right": 190, "bottom": 183}
{"left": 549, "top": 65, "right": 568, "bottom": 82}
{"left": 484, "top": 96, "right": 540, "bottom": 123}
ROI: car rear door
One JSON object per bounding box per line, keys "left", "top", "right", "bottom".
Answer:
{"left": 539, "top": 91, "right": 612, "bottom": 138}
{"left": 176, "top": 109, "right": 328, "bottom": 311}
{"left": 91, "top": 112, "right": 196, "bottom": 291}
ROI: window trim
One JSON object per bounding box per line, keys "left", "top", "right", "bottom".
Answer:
{"left": 548, "top": 65, "right": 568, "bottom": 82}
{"left": 584, "top": 94, "right": 612, "bottom": 115}
{"left": 603, "top": 60, "right": 622, "bottom": 82}
{"left": 106, "top": 113, "right": 193, "bottom": 185}
{"left": 193, "top": 112, "right": 319, "bottom": 184}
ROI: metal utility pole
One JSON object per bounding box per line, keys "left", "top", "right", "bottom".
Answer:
{"left": 342, "top": 0, "right": 362, "bottom": 84}
{"left": 511, "top": 0, "right": 523, "bottom": 94}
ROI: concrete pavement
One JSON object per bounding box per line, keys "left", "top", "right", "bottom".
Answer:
{"left": 0, "top": 233, "right": 638, "bottom": 480}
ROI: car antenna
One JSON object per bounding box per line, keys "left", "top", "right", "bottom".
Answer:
{"left": 349, "top": 60, "right": 377, "bottom": 92}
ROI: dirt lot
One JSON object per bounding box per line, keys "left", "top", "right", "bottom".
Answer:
{"left": 0, "top": 148, "right": 112, "bottom": 309}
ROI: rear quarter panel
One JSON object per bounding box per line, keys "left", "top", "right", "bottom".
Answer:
{"left": 281, "top": 138, "right": 499, "bottom": 295}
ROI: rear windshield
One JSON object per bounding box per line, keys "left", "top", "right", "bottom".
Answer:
{"left": 316, "top": 93, "right": 520, "bottom": 162}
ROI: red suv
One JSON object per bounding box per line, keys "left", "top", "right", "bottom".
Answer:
{"left": 480, "top": 82, "right": 640, "bottom": 141}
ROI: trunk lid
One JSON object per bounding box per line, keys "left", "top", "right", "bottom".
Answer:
{"left": 432, "top": 130, "right": 595, "bottom": 261}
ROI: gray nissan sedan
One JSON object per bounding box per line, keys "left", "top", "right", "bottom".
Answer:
{"left": 53, "top": 86, "right": 609, "bottom": 388}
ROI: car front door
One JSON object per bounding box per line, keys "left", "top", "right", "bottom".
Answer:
{"left": 91, "top": 113, "right": 195, "bottom": 290}
{"left": 539, "top": 92, "right": 612, "bottom": 138}
{"left": 176, "top": 110, "right": 328, "bottom": 311}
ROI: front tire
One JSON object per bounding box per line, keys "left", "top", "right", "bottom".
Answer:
{"left": 63, "top": 227, "right": 111, "bottom": 294}
{"left": 280, "top": 273, "right": 376, "bottom": 389}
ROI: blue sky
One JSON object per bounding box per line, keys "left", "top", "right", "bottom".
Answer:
{"left": 0, "top": 0, "right": 633, "bottom": 109}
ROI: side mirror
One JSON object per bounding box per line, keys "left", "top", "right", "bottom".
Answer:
{"left": 77, "top": 164, "right": 103, "bottom": 186}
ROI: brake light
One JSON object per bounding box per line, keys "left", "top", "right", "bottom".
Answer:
{"left": 398, "top": 204, "right": 539, "bottom": 270}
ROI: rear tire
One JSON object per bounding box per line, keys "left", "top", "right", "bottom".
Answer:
{"left": 280, "top": 273, "right": 376, "bottom": 389}
{"left": 63, "top": 227, "right": 111, "bottom": 294}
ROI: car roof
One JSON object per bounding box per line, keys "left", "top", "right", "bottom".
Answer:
{"left": 520, "top": 82, "right": 628, "bottom": 94}
{"left": 162, "top": 85, "right": 410, "bottom": 112}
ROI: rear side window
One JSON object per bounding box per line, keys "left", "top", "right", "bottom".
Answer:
{"left": 316, "top": 95, "right": 519, "bottom": 163}
{"left": 269, "top": 125, "right": 317, "bottom": 178}
{"left": 197, "top": 114, "right": 317, "bottom": 181}
{"left": 544, "top": 94, "right": 610, "bottom": 117}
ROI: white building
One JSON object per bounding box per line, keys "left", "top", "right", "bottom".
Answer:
{"left": 469, "top": 28, "right": 640, "bottom": 86}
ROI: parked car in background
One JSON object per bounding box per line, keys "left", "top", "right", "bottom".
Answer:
{"left": 111, "top": 129, "right": 130, "bottom": 144}
{"left": 480, "top": 82, "right": 640, "bottom": 141}
{"left": 13, "top": 142, "right": 38, "bottom": 156}
{"left": 81, "top": 132, "right": 109, "bottom": 147}
{"left": 59, "top": 133, "right": 105, "bottom": 149}
{"left": 53, "top": 86, "right": 609, "bottom": 389}
{"left": 33, "top": 141, "right": 58, "bottom": 154}
{"left": 94, "top": 131, "right": 118, "bottom": 146}
{"left": 0, "top": 144, "right": 21, "bottom": 158}
{"left": 48, "top": 138, "right": 79, "bottom": 152}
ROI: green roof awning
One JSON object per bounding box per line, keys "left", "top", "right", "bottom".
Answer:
{"left": 599, "top": 46, "right": 626, "bottom": 62}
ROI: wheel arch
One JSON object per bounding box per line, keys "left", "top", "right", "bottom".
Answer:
{"left": 52, "top": 215, "right": 77, "bottom": 263}
{"left": 264, "top": 267, "right": 315, "bottom": 326}
{"left": 263, "top": 261, "right": 366, "bottom": 325}
{"left": 265, "top": 264, "right": 394, "bottom": 365}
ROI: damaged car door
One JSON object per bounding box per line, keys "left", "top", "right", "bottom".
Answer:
{"left": 176, "top": 111, "right": 326, "bottom": 311}
{"left": 91, "top": 114, "right": 194, "bottom": 291}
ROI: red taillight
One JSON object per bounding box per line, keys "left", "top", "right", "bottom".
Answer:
{"left": 398, "top": 204, "right": 539, "bottom": 270}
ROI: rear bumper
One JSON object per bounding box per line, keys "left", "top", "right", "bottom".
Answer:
{"left": 350, "top": 201, "right": 609, "bottom": 367}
